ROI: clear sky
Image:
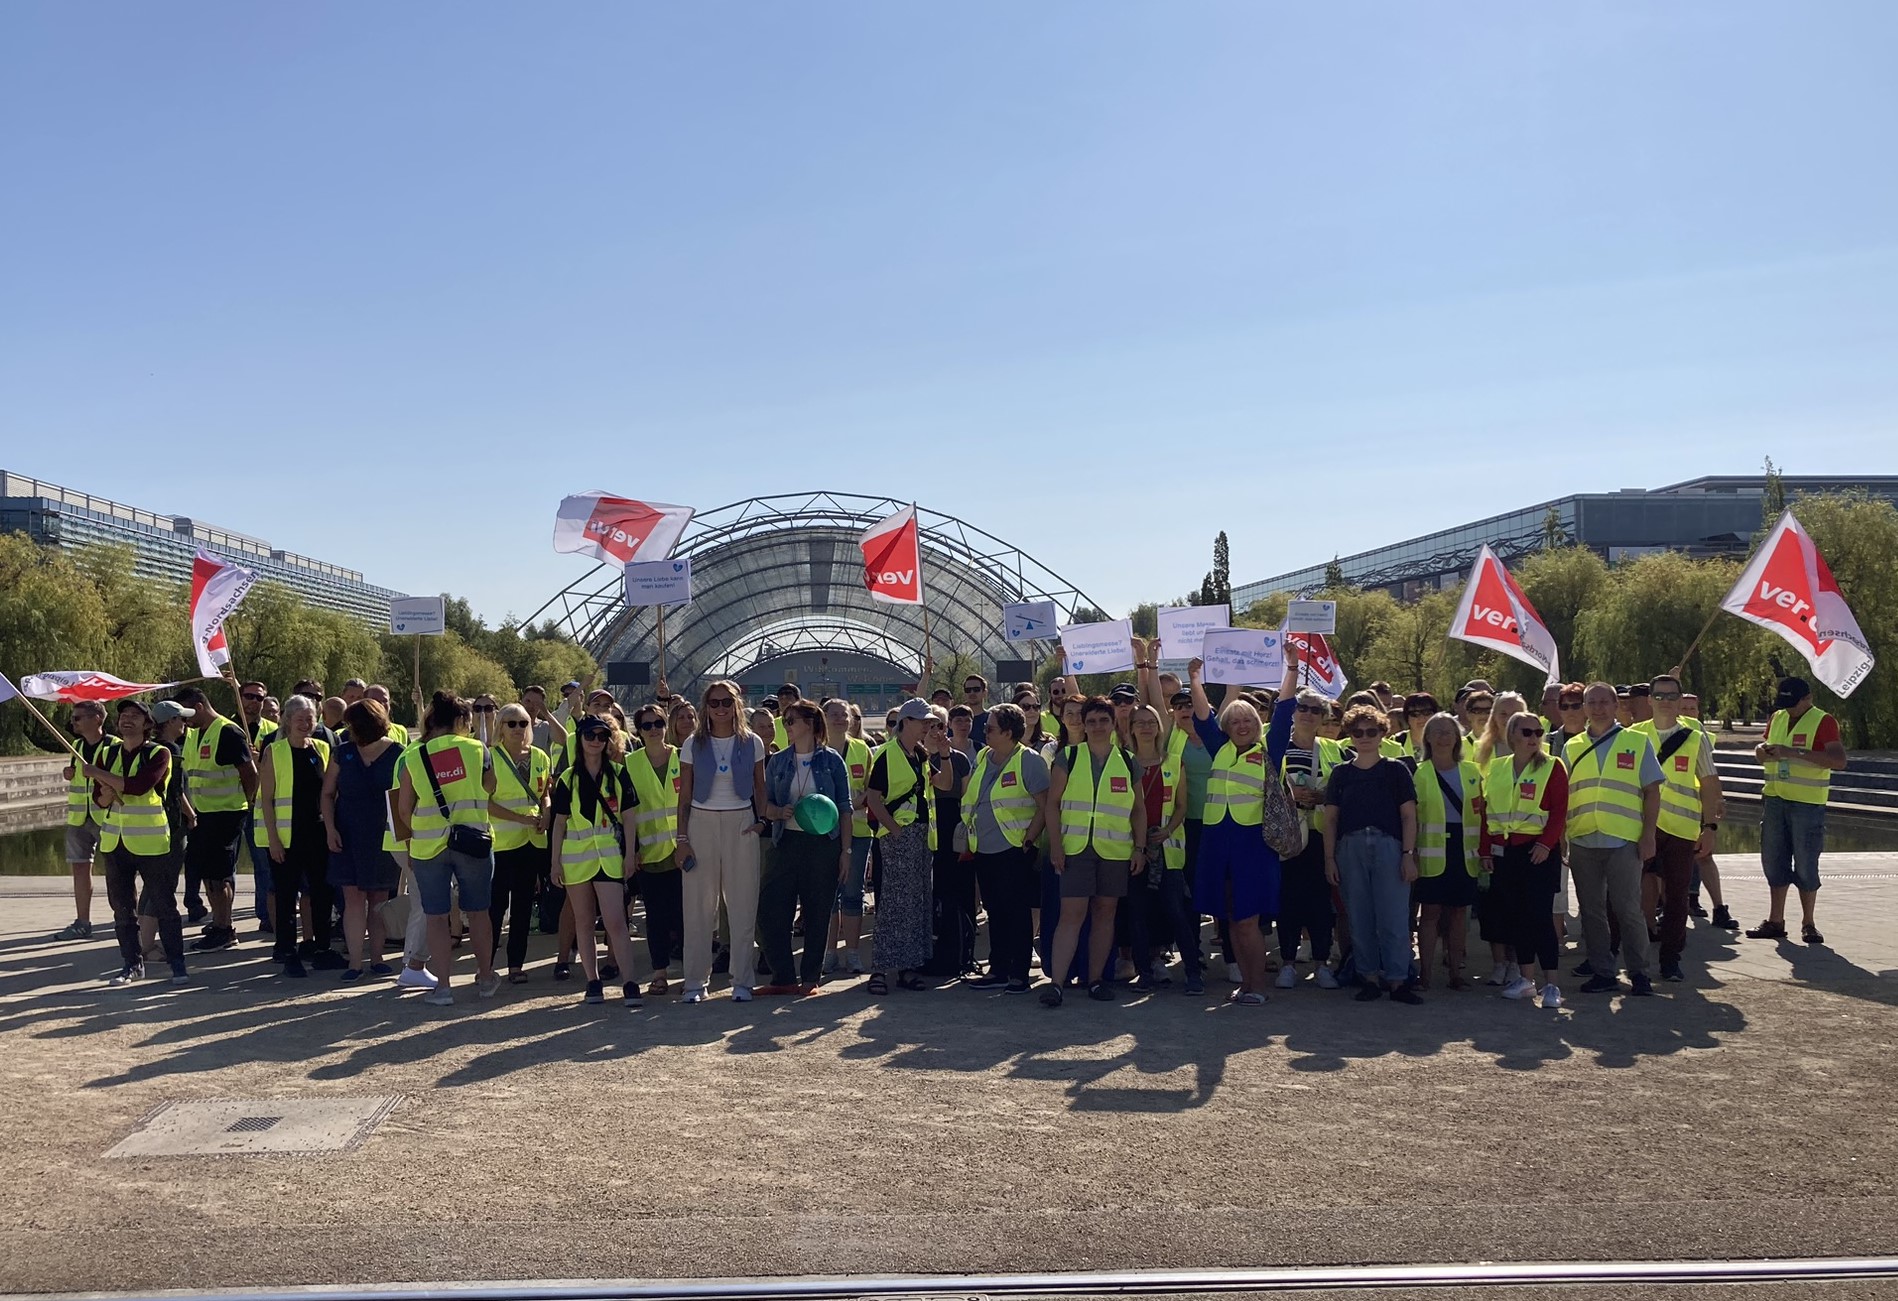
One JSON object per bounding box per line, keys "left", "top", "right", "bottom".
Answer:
{"left": 4, "top": 2, "right": 1893, "bottom": 628}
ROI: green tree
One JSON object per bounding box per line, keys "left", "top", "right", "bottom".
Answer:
{"left": 1761, "top": 456, "right": 1787, "bottom": 527}
{"left": 1782, "top": 493, "right": 1898, "bottom": 748}
{"left": 1540, "top": 506, "right": 1569, "bottom": 550}
{"left": 1323, "top": 557, "right": 1347, "bottom": 590}
{"left": 0, "top": 533, "right": 111, "bottom": 752}
{"left": 1511, "top": 546, "right": 1610, "bottom": 684}
{"left": 1212, "top": 531, "right": 1231, "bottom": 605}
{"left": 1127, "top": 602, "right": 1159, "bottom": 638}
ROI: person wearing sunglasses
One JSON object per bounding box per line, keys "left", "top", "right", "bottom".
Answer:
{"left": 1631, "top": 673, "right": 1723, "bottom": 981}
{"left": 1398, "top": 693, "right": 1439, "bottom": 759}
{"left": 1459, "top": 691, "right": 1495, "bottom": 749}
{"left": 1274, "top": 686, "right": 1345, "bottom": 991}
{"left": 177, "top": 686, "right": 260, "bottom": 955}
{"left": 623, "top": 704, "right": 685, "bottom": 995}
{"left": 1323, "top": 705, "right": 1422, "bottom": 1004}
{"left": 757, "top": 702, "right": 854, "bottom": 995}
{"left": 675, "top": 680, "right": 770, "bottom": 1003}
{"left": 1563, "top": 681, "right": 1662, "bottom": 997}
{"left": 485, "top": 702, "right": 552, "bottom": 985}
{"left": 548, "top": 716, "right": 640, "bottom": 1008}
{"left": 1481, "top": 710, "right": 1569, "bottom": 1007}
{"left": 1411, "top": 713, "right": 1483, "bottom": 990}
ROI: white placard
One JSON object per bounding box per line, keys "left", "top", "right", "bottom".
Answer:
{"left": 1058, "top": 618, "right": 1136, "bottom": 676}
{"left": 1004, "top": 599, "right": 1059, "bottom": 642}
{"left": 1156, "top": 604, "right": 1230, "bottom": 660}
{"left": 1199, "top": 628, "right": 1284, "bottom": 686}
{"left": 1284, "top": 599, "right": 1337, "bottom": 634}
{"left": 623, "top": 557, "right": 694, "bottom": 607}
{"left": 389, "top": 596, "right": 446, "bottom": 636}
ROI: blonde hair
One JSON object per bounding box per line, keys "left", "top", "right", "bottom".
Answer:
{"left": 694, "top": 679, "right": 750, "bottom": 746}
{"left": 1505, "top": 709, "right": 1547, "bottom": 759}
{"left": 1217, "top": 698, "right": 1262, "bottom": 737}
{"left": 1476, "top": 691, "right": 1528, "bottom": 765}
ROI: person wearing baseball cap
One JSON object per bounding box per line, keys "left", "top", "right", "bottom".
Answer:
{"left": 1748, "top": 677, "right": 1848, "bottom": 945}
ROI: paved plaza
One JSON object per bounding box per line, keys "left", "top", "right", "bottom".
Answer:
{"left": 1, "top": 855, "right": 1893, "bottom": 1295}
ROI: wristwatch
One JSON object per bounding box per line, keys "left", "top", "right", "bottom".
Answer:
{"left": 1702, "top": 822, "right": 1719, "bottom": 830}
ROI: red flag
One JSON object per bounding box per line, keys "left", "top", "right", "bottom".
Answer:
{"left": 553, "top": 492, "right": 694, "bottom": 566}
{"left": 860, "top": 504, "right": 923, "bottom": 605}
{"left": 1284, "top": 631, "right": 1349, "bottom": 699}
{"left": 190, "top": 550, "right": 258, "bottom": 677}
{"left": 1720, "top": 510, "right": 1875, "bottom": 697}
{"left": 20, "top": 671, "right": 189, "bottom": 703}
{"left": 1448, "top": 545, "right": 1561, "bottom": 684}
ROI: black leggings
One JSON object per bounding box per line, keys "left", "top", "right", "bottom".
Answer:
{"left": 490, "top": 844, "right": 547, "bottom": 969}
{"left": 974, "top": 846, "right": 1036, "bottom": 983}
{"left": 638, "top": 865, "right": 683, "bottom": 971}
{"left": 1276, "top": 836, "right": 1335, "bottom": 963}
{"left": 272, "top": 836, "right": 332, "bottom": 961}
{"left": 1491, "top": 842, "right": 1560, "bottom": 973}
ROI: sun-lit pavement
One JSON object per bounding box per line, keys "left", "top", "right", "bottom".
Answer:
{"left": 0, "top": 855, "right": 1893, "bottom": 1294}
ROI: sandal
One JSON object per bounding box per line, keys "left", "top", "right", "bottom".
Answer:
{"left": 866, "top": 974, "right": 889, "bottom": 995}
{"left": 896, "top": 972, "right": 927, "bottom": 991}
{"left": 1744, "top": 919, "right": 1788, "bottom": 940}
{"left": 1802, "top": 923, "right": 1825, "bottom": 945}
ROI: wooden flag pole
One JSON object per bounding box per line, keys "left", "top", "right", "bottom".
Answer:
{"left": 6, "top": 689, "right": 89, "bottom": 765}
{"left": 657, "top": 605, "right": 668, "bottom": 684}
{"left": 413, "top": 635, "right": 423, "bottom": 703}
{"left": 920, "top": 604, "right": 936, "bottom": 692}
{"left": 1675, "top": 604, "right": 1726, "bottom": 678}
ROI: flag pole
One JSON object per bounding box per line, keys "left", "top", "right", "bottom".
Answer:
{"left": 657, "top": 605, "right": 668, "bottom": 684}
{"left": 1674, "top": 604, "right": 1726, "bottom": 677}
{"left": 914, "top": 502, "right": 935, "bottom": 690}
{"left": 4, "top": 688, "right": 89, "bottom": 764}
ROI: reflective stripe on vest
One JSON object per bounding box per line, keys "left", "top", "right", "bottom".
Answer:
{"left": 1563, "top": 728, "right": 1650, "bottom": 841}
{"left": 1059, "top": 745, "right": 1138, "bottom": 860}
{"left": 1633, "top": 720, "right": 1706, "bottom": 840}
{"left": 492, "top": 745, "right": 551, "bottom": 852}
{"left": 66, "top": 736, "right": 114, "bottom": 826}
{"left": 1763, "top": 707, "right": 1833, "bottom": 805}
{"left": 255, "top": 737, "right": 331, "bottom": 848}
{"left": 405, "top": 736, "right": 491, "bottom": 861}
{"left": 1482, "top": 754, "right": 1556, "bottom": 839}
{"left": 625, "top": 746, "right": 682, "bottom": 863}
{"left": 845, "top": 737, "right": 873, "bottom": 837}
{"left": 1157, "top": 750, "right": 1186, "bottom": 871}
{"left": 559, "top": 765, "right": 624, "bottom": 882}
{"left": 98, "top": 743, "right": 169, "bottom": 856}
{"left": 967, "top": 746, "right": 1035, "bottom": 853}
{"left": 877, "top": 745, "right": 924, "bottom": 838}
{"left": 1413, "top": 759, "right": 1482, "bottom": 877}
{"left": 182, "top": 717, "right": 249, "bottom": 813}
{"left": 1206, "top": 741, "right": 1268, "bottom": 827}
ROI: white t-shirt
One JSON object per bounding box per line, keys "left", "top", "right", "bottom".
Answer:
{"left": 789, "top": 750, "right": 817, "bottom": 804}
{"left": 695, "top": 733, "right": 764, "bottom": 811}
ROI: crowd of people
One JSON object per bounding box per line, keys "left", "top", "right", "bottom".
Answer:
{"left": 49, "top": 646, "right": 1851, "bottom": 1012}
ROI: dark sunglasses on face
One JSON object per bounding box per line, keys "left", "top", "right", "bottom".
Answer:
{"left": 1651, "top": 692, "right": 1683, "bottom": 702}
{"left": 472, "top": 704, "right": 496, "bottom": 713}
{"left": 1468, "top": 705, "right": 1493, "bottom": 714}
{"left": 1348, "top": 727, "right": 1383, "bottom": 739}
{"left": 1559, "top": 699, "right": 1583, "bottom": 708}
{"left": 1405, "top": 706, "right": 1432, "bottom": 716}
{"left": 1517, "top": 727, "right": 1545, "bottom": 738}
{"left": 503, "top": 720, "right": 529, "bottom": 729}
{"left": 707, "top": 698, "right": 734, "bottom": 708}
{"left": 638, "top": 719, "right": 666, "bottom": 730}
{"left": 241, "top": 693, "right": 265, "bottom": 702}
{"left": 579, "top": 729, "right": 610, "bottom": 742}
{"left": 1294, "top": 704, "right": 1326, "bottom": 715}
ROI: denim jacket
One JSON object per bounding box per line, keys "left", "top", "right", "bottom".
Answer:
{"left": 764, "top": 745, "right": 853, "bottom": 843}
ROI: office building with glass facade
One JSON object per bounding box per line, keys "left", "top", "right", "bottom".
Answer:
{"left": 1234, "top": 475, "right": 1898, "bottom": 609}
{"left": 1, "top": 469, "right": 405, "bottom": 624}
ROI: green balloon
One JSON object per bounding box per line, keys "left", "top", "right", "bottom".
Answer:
{"left": 793, "top": 793, "right": 839, "bottom": 835}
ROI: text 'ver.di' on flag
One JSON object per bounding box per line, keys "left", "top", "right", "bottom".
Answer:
{"left": 1720, "top": 510, "right": 1875, "bottom": 697}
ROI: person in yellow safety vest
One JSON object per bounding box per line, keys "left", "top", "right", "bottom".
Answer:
{"left": 1481, "top": 710, "right": 1569, "bottom": 1007}
{"left": 255, "top": 695, "right": 337, "bottom": 978}
{"left": 961, "top": 703, "right": 1050, "bottom": 994}
{"left": 1630, "top": 673, "right": 1725, "bottom": 981}
{"left": 1128, "top": 702, "right": 1194, "bottom": 989}
{"left": 1748, "top": 675, "right": 1849, "bottom": 945}
{"left": 1043, "top": 696, "right": 1148, "bottom": 1007}
{"left": 88, "top": 699, "right": 186, "bottom": 986}
{"left": 488, "top": 701, "right": 553, "bottom": 986}
{"left": 1396, "top": 692, "right": 1440, "bottom": 759}
{"left": 1563, "top": 681, "right": 1662, "bottom": 997}
{"left": 549, "top": 714, "right": 641, "bottom": 1009}
{"left": 625, "top": 702, "right": 683, "bottom": 995}
{"left": 1411, "top": 714, "right": 1484, "bottom": 990}
{"left": 361, "top": 684, "right": 410, "bottom": 744}
{"left": 772, "top": 683, "right": 801, "bottom": 753}
{"left": 862, "top": 698, "right": 936, "bottom": 996}
{"left": 177, "top": 685, "right": 260, "bottom": 955}
{"left": 52, "top": 699, "right": 114, "bottom": 942}
{"left": 395, "top": 691, "right": 500, "bottom": 1004}
{"left": 234, "top": 680, "right": 283, "bottom": 931}
{"left": 822, "top": 698, "right": 877, "bottom": 978}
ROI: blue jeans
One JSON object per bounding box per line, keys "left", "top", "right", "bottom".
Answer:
{"left": 835, "top": 837, "right": 872, "bottom": 917}
{"left": 1337, "top": 828, "right": 1411, "bottom": 986}
{"left": 411, "top": 847, "right": 495, "bottom": 915}
{"left": 1761, "top": 796, "right": 1825, "bottom": 893}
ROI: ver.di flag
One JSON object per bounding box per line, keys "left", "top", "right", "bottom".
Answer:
{"left": 1448, "top": 544, "right": 1561, "bottom": 685}
{"left": 860, "top": 504, "right": 923, "bottom": 605}
{"left": 1720, "top": 510, "right": 1875, "bottom": 697}
{"left": 1284, "top": 630, "right": 1350, "bottom": 699}
{"left": 553, "top": 492, "right": 695, "bottom": 566}
{"left": 190, "top": 550, "right": 258, "bottom": 677}
{"left": 20, "top": 670, "right": 190, "bottom": 702}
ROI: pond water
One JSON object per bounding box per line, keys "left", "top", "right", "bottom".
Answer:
{"left": 3, "top": 804, "right": 1896, "bottom": 874}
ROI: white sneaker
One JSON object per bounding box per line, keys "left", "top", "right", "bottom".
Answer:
{"left": 845, "top": 952, "right": 865, "bottom": 975}
{"left": 1540, "top": 983, "right": 1563, "bottom": 1009}
{"left": 1501, "top": 976, "right": 1537, "bottom": 1000}
{"left": 1114, "top": 958, "right": 1138, "bottom": 982}
{"left": 1315, "top": 966, "right": 1341, "bottom": 990}
{"left": 397, "top": 966, "right": 438, "bottom": 990}
{"left": 423, "top": 988, "right": 455, "bottom": 1006}
{"left": 1503, "top": 962, "right": 1522, "bottom": 985}
{"left": 682, "top": 986, "right": 708, "bottom": 1004}
{"left": 1274, "top": 964, "right": 1299, "bottom": 989}
{"left": 1225, "top": 962, "right": 1242, "bottom": 983}
{"left": 731, "top": 985, "right": 754, "bottom": 1002}
{"left": 1030, "top": 952, "right": 1043, "bottom": 970}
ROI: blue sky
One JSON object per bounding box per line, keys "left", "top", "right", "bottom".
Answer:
{"left": 4, "top": 2, "right": 1893, "bottom": 629}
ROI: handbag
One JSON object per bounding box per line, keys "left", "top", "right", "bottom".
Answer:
{"left": 1260, "top": 760, "right": 1309, "bottom": 858}
{"left": 420, "top": 740, "right": 493, "bottom": 858}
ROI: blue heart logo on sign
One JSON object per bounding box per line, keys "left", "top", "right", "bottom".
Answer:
{"left": 1071, "top": 659, "right": 1085, "bottom": 671}
{"left": 673, "top": 562, "right": 684, "bottom": 572}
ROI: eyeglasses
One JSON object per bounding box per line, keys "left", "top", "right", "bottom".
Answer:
{"left": 503, "top": 720, "right": 529, "bottom": 729}
{"left": 1348, "top": 727, "right": 1383, "bottom": 739}
{"left": 1651, "top": 692, "right": 1683, "bottom": 702}
{"left": 1468, "top": 705, "right": 1493, "bottom": 714}
{"left": 638, "top": 719, "right": 666, "bottom": 731}
{"left": 1405, "top": 706, "right": 1432, "bottom": 716}
{"left": 241, "top": 693, "right": 265, "bottom": 702}
{"left": 1516, "top": 727, "right": 1545, "bottom": 737}
{"left": 1559, "top": 698, "right": 1583, "bottom": 708}
{"left": 706, "top": 698, "right": 734, "bottom": 708}
{"left": 472, "top": 704, "right": 496, "bottom": 713}
{"left": 1293, "top": 704, "right": 1326, "bottom": 715}
{"left": 964, "top": 686, "right": 983, "bottom": 693}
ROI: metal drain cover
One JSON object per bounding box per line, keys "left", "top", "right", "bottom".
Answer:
{"left": 106, "top": 1096, "right": 400, "bottom": 1158}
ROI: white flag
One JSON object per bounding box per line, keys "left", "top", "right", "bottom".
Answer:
{"left": 190, "top": 550, "right": 258, "bottom": 678}
{"left": 553, "top": 492, "right": 694, "bottom": 566}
